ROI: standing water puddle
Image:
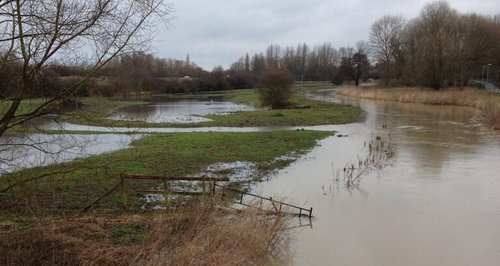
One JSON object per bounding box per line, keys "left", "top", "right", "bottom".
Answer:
{"left": 108, "top": 99, "right": 255, "bottom": 123}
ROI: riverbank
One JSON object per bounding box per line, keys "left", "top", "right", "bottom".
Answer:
{"left": 1, "top": 130, "right": 332, "bottom": 211}
{"left": 0, "top": 130, "right": 330, "bottom": 264}
{"left": 1, "top": 83, "right": 354, "bottom": 265}
{"left": 336, "top": 85, "right": 500, "bottom": 129}
{"left": 1, "top": 201, "right": 290, "bottom": 265}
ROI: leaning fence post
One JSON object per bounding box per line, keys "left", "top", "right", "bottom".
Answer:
{"left": 202, "top": 175, "right": 206, "bottom": 194}
{"left": 163, "top": 176, "right": 169, "bottom": 205}
{"left": 309, "top": 207, "right": 313, "bottom": 219}
{"left": 120, "top": 173, "right": 127, "bottom": 208}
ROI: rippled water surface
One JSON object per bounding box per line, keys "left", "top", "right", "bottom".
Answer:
{"left": 254, "top": 92, "right": 500, "bottom": 266}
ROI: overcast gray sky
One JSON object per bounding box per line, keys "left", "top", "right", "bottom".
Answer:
{"left": 152, "top": 0, "right": 499, "bottom": 70}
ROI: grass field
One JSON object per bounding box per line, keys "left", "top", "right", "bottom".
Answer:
{"left": 0, "top": 130, "right": 332, "bottom": 212}
{"left": 61, "top": 83, "right": 362, "bottom": 128}
{"left": 0, "top": 130, "right": 329, "bottom": 264}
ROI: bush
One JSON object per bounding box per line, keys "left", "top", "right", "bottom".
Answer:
{"left": 258, "top": 69, "right": 294, "bottom": 109}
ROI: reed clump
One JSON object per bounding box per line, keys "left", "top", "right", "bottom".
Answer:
{"left": 0, "top": 201, "right": 290, "bottom": 266}
{"left": 336, "top": 86, "right": 500, "bottom": 129}
{"left": 482, "top": 100, "right": 500, "bottom": 130}
{"left": 333, "top": 134, "right": 396, "bottom": 188}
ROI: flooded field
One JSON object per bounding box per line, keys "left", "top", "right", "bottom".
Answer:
{"left": 254, "top": 92, "right": 500, "bottom": 266}
{"left": 0, "top": 134, "right": 139, "bottom": 174}
{"left": 108, "top": 98, "right": 255, "bottom": 123}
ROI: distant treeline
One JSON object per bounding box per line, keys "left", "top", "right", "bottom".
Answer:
{"left": 1, "top": 1, "right": 498, "bottom": 99}
{"left": 230, "top": 1, "right": 500, "bottom": 90}
{"left": 0, "top": 52, "right": 258, "bottom": 99}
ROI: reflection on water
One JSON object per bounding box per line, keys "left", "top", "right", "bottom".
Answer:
{"left": 0, "top": 133, "right": 139, "bottom": 174}
{"left": 255, "top": 92, "right": 500, "bottom": 266}
{"left": 108, "top": 99, "right": 255, "bottom": 123}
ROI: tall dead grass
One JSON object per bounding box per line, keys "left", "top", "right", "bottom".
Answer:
{"left": 482, "top": 101, "right": 500, "bottom": 130}
{"left": 0, "top": 202, "right": 290, "bottom": 266}
{"left": 336, "top": 86, "right": 500, "bottom": 129}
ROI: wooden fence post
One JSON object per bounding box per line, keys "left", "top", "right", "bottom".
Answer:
{"left": 120, "top": 173, "right": 127, "bottom": 208}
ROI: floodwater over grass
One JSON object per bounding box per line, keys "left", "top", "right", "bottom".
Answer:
{"left": 107, "top": 98, "right": 256, "bottom": 123}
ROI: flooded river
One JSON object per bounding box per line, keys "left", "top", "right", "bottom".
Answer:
{"left": 2, "top": 92, "right": 499, "bottom": 265}
{"left": 255, "top": 92, "right": 500, "bottom": 266}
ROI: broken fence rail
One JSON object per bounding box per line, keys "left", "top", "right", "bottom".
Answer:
{"left": 81, "top": 174, "right": 229, "bottom": 212}
{"left": 214, "top": 183, "right": 313, "bottom": 218}
{"left": 81, "top": 174, "right": 313, "bottom": 219}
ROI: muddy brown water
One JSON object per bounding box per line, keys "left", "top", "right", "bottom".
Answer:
{"left": 254, "top": 92, "right": 500, "bottom": 266}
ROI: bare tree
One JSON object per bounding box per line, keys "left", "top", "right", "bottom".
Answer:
{"left": 405, "top": 1, "right": 458, "bottom": 90}
{"left": 336, "top": 43, "right": 369, "bottom": 86}
{"left": 0, "top": 0, "right": 172, "bottom": 139}
{"left": 369, "top": 15, "right": 405, "bottom": 86}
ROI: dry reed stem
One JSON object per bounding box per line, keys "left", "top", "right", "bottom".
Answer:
{"left": 339, "top": 134, "right": 396, "bottom": 188}
{"left": 336, "top": 86, "right": 500, "bottom": 129}
{"left": 0, "top": 201, "right": 290, "bottom": 266}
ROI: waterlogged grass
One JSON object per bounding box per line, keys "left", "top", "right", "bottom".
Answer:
{"left": 0, "top": 130, "right": 332, "bottom": 211}
{"left": 61, "top": 97, "right": 146, "bottom": 123}
{"left": 0, "top": 98, "right": 50, "bottom": 117}
{"left": 204, "top": 101, "right": 360, "bottom": 127}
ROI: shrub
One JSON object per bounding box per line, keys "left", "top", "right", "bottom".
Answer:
{"left": 258, "top": 69, "right": 294, "bottom": 109}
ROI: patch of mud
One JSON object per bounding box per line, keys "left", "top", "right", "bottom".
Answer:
{"left": 200, "top": 161, "right": 259, "bottom": 181}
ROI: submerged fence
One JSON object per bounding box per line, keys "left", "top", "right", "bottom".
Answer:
{"left": 82, "top": 173, "right": 313, "bottom": 219}
{"left": 215, "top": 183, "right": 313, "bottom": 218}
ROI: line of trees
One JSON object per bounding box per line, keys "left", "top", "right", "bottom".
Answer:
{"left": 0, "top": 51, "right": 258, "bottom": 99}
{"left": 0, "top": 0, "right": 172, "bottom": 139}
{"left": 229, "top": 1, "right": 500, "bottom": 90}
{"left": 2, "top": 0, "right": 498, "bottom": 105}
{"left": 369, "top": 1, "right": 500, "bottom": 89}
{"left": 230, "top": 42, "right": 370, "bottom": 83}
